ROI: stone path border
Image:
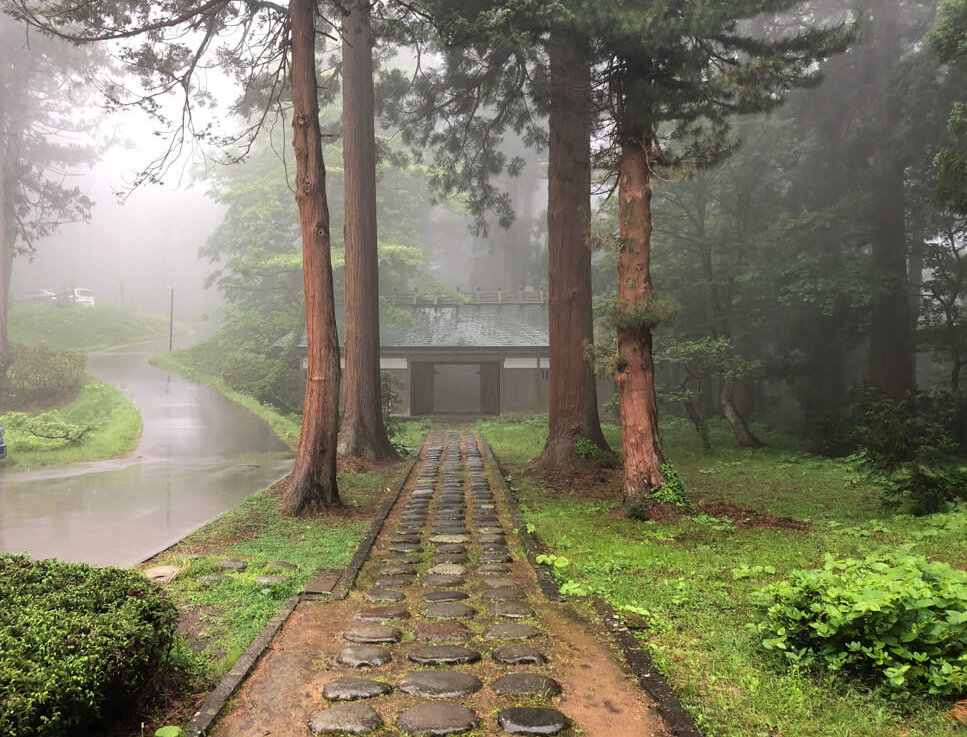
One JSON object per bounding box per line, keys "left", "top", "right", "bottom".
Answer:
{"left": 483, "top": 435, "right": 705, "bottom": 737}
{"left": 183, "top": 450, "right": 422, "bottom": 737}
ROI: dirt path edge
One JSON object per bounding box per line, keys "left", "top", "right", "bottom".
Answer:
{"left": 479, "top": 435, "right": 704, "bottom": 737}
{"left": 183, "top": 449, "right": 422, "bottom": 737}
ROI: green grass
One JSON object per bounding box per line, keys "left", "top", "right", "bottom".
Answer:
{"left": 150, "top": 350, "right": 302, "bottom": 448}
{"left": 477, "top": 415, "right": 965, "bottom": 737}
{"left": 0, "top": 377, "right": 142, "bottom": 467}
{"left": 10, "top": 303, "right": 178, "bottom": 351}
{"left": 145, "top": 462, "right": 409, "bottom": 687}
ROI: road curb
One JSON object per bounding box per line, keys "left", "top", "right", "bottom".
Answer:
{"left": 479, "top": 435, "right": 704, "bottom": 737}
{"left": 182, "top": 449, "right": 421, "bottom": 736}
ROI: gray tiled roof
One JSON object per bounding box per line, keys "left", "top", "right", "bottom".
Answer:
{"left": 282, "top": 304, "right": 549, "bottom": 349}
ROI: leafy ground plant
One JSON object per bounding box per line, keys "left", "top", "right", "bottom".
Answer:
{"left": 752, "top": 553, "right": 967, "bottom": 697}
{"left": 0, "top": 555, "right": 176, "bottom": 737}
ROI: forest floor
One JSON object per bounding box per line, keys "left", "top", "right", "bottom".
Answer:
{"left": 477, "top": 415, "right": 967, "bottom": 737}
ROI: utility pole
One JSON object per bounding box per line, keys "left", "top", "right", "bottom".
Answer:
{"left": 167, "top": 285, "right": 174, "bottom": 351}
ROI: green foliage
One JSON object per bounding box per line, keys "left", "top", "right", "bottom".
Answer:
{"left": 0, "top": 379, "right": 142, "bottom": 467}
{"left": 2, "top": 411, "right": 92, "bottom": 442}
{"left": 853, "top": 389, "right": 967, "bottom": 514}
{"left": 752, "top": 553, "right": 967, "bottom": 697}
{"left": 154, "top": 727, "right": 186, "bottom": 737}
{"left": 930, "top": 0, "right": 967, "bottom": 214}
{"left": 0, "top": 554, "right": 177, "bottom": 736}
{"left": 575, "top": 436, "right": 600, "bottom": 460}
{"left": 650, "top": 462, "right": 690, "bottom": 509}
{"left": 0, "top": 343, "right": 85, "bottom": 408}
{"left": 604, "top": 294, "right": 680, "bottom": 333}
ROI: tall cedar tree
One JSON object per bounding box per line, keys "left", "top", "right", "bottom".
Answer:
{"left": 3, "top": 0, "right": 343, "bottom": 510}
{"left": 378, "top": 2, "right": 610, "bottom": 467}
{"left": 339, "top": 0, "right": 397, "bottom": 461}
{"left": 577, "top": 1, "right": 849, "bottom": 501}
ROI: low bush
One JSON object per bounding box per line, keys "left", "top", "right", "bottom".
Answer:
{"left": 0, "top": 343, "right": 86, "bottom": 408}
{"left": 0, "top": 555, "right": 177, "bottom": 736}
{"left": 752, "top": 552, "right": 967, "bottom": 697}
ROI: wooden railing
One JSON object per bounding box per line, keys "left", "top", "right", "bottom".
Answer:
{"left": 380, "top": 288, "right": 548, "bottom": 306}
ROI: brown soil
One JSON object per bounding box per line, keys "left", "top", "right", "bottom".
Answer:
{"left": 176, "top": 603, "right": 224, "bottom": 657}
{"left": 698, "top": 499, "right": 811, "bottom": 532}
{"left": 212, "top": 435, "right": 667, "bottom": 737}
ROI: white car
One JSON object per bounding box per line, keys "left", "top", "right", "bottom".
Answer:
{"left": 58, "top": 288, "right": 96, "bottom": 307}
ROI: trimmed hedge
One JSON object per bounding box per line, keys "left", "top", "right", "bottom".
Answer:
{"left": 752, "top": 553, "right": 967, "bottom": 697}
{"left": 0, "top": 555, "right": 177, "bottom": 736}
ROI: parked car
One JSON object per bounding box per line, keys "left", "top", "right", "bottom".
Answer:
{"left": 16, "top": 288, "right": 57, "bottom": 304}
{"left": 57, "top": 288, "right": 96, "bottom": 307}
{"left": 0, "top": 427, "right": 7, "bottom": 461}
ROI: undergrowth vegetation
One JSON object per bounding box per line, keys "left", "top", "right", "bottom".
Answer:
{"left": 9, "top": 303, "right": 174, "bottom": 351}
{"left": 479, "top": 415, "right": 967, "bottom": 737}
{"left": 0, "top": 555, "right": 176, "bottom": 737}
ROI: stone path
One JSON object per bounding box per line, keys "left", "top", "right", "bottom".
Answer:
{"left": 213, "top": 432, "right": 663, "bottom": 737}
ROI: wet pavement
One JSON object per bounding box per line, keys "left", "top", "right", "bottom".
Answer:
{"left": 0, "top": 338, "right": 291, "bottom": 567}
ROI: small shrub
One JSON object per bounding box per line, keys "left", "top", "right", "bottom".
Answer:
{"left": 2, "top": 411, "right": 93, "bottom": 443}
{"left": 751, "top": 552, "right": 967, "bottom": 697}
{"left": 0, "top": 554, "right": 177, "bottom": 736}
{"left": 575, "top": 436, "right": 600, "bottom": 460}
{"left": 651, "top": 462, "right": 690, "bottom": 508}
{"left": 0, "top": 343, "right": 86, "bottom": 408}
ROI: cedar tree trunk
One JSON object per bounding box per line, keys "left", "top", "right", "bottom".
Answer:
{"left": 616, "top": 132, "right": 666, "bottom": 502}
{"left": 338, "top": 0, "right": 396, "bottom": 461}
{"left": 283, "top": 0, "right": 341, "bottom": 513}
{"left": 720, "top": 377, "right": 763, "bottom": 448}
{"left": 0, "top": 143, "right": 10, "bottom": 366}
{"left": 537, "top": 33, "right": 609, "bottom": 468}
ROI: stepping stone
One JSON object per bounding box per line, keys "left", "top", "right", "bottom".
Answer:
{"left": 322, "top": 677, "right": 392, "bottom": 701}
{"left": 421, "top": 590, "right": 469, "bottom": 603}
{"left": 497, "top": 707, "right": 569, "bottom": 735}
{"left": 430, "top": 534, "right": 470, "bottom": 544}
{"left": 274, "top": 560, "right": 299, "bottom": 571}
{"left": 198, "top": 574, "right": 229, "bottom": 587}
{"left": 491, "top": 645, "right": 548, "bottom": 665}
{"left": 398, "top": 670, "right": 483, "bottom": 698}
{"left": 432, "top": 553, "right": 468, "bottom": 564}
{"left": 435, "top": 543, "right": 467, "bottom": 554}
{"left": 375, "top": 576, "right": 414, "bottom": 589}
{"left": 143, "top": 565, "right": 181, "bottom": 583}
{"left": 343, "top": 625, "right": 402, "bottom": 644}
{"left": 494, "top": 601, "right": 535, "bottom": 619}
{"left": 481, "top": 577, "right": 516, "bottom": 589}
{"left": 414, "top": 621, "right": 472, "bottom": 643}
{"left": 484, "top": 587, "right": 525, "bottom": 601}
{"left": 408, "top": 645, "right": 481, "bottom": 665}
{"left": 383, "top": 554, "right": 421, "bottom": 565}
{"left": 389, "top": 543, "right": 422, "bottom": 553}
{"left": 380, "top": 564, "right": 418, "bottom": 577}
{"left": 478, "top": 563, "right": 511, "bottom": 575}
{"left": 479, "top": 534, "right": 505, "bottom": 544}
{"left": 337, "top": 646, "right": 392, "bottom": 668}
{"left": 480, "top": 552, "right": 513, "bottom": 564}
{"left": 424, "top": 574, "right": 466, "bottom": 588}
{"left": 363, "top": 587, "right": 403, "bottom": 603}
{"left": 484, "top": 623, "right": 540, "bottom": 640}
{"left": 424, "top": 602, "right": 475, "bottom": 620}
{"left": 255, "top": 575, "right": 286, "bottom": 585}
{"left": 396, "top": 704, "right": 480, "bottom": 737}
{"left": 427, "top": 563, "right": 466, "bottom": 577}
{"left": 309, "top": 702, "right": 382, "bottom": 734}
{"left": 478, "top": 527, "right": 503, "bottom": 535}
{"left": 354, "top": 604, "right": 410, "bottom": 622}
{"left": 481, "top": 543, "right": 509, "bottom": 553}
{"left": 492, "top": 673, "right": 562, "bottom": 696}
{"left": 393, "top": 534, "right": 422, "bottom": 543}
{"left": 218, "top": 559, "right": 247, "bottom": 572}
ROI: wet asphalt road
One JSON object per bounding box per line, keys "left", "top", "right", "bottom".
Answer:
{"left": 0, "top": 338, "right": 292, "bottom": 567}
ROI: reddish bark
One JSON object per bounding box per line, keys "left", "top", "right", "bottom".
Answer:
{"left": 283, "top": 0, "right": 341, "bottom": 513}
{"left": 616, "top": 132, "right": 666, "bottom": 502}
{"left": 338, "top": 0, "right": 396, "bottom": 461}
{"left": 537, "top": 33, "right": 609, "bottom": 468}
{"left": 0, "top": 143, "right": 11, "bottom": 365}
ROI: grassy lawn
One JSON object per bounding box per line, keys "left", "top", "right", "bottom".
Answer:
{"left": 10, "top": 303, "right": 176, "bottom": 351}
{"left": 150, "top": 350, "right": 302, "bottom": 448}
{"left": 477, "top": 416, "right": 965, "bottom": 737}
{"left": 0, "top": 377, "right": 142, "bottom": 467}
